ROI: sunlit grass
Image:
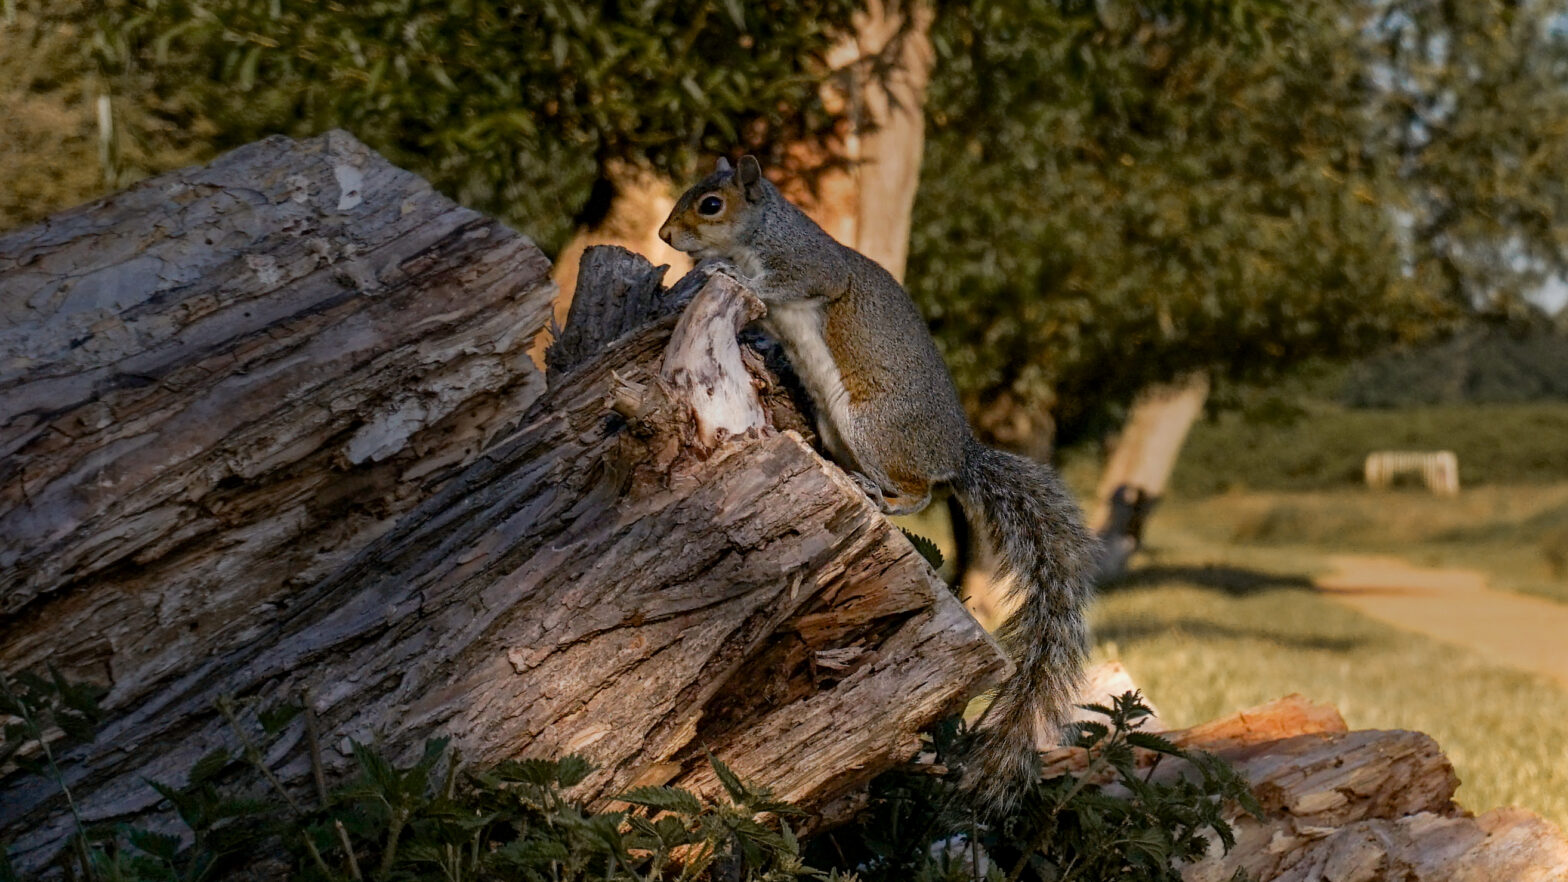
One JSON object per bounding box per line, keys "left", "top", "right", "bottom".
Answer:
{"left": 1093, "top": 576, "right": 1568, "bottom": 830}
{"left": 1155, "top": 483, "right": 1568, "bottom": 603}
{"left": 899, "top": 453, "right": 1568, "bottom": 829}
{"left": 1105, "top": 487, "right": 1568, "bottom": 826}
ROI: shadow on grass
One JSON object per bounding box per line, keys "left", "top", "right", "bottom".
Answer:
{"left": 1094, "top": 617, "right": 1365, "bottom": 653}
{"left": 1104, "top": 563, "right": 1316, "bottom": 597}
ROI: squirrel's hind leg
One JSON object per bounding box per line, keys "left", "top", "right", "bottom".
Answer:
{"left": 848, "top": 470, "right": 932, "bottom": 516}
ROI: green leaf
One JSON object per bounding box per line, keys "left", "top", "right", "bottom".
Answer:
{"left": 706, "top": 751, "right": 748, "bottom": 804}
{"left": 125, "top": 827, "right": 182, "bottom": 861}
{"left": 188, "top": 747, "right": 233, "bottom": 784}
{"left": 488, "top": 757, "right": 560, "bottom": 786}
{"left": 258, "top": 703, "right": 302, "bottom": 736}
{"left": 900, "top": 529, "right": 946, "bottom": 570}
{"left": 618, "top": 785, "right": 705, "bottom": 815}
{"left": 554, "top": 753, "right": 593, "bottom": 788}
{"left": 349, "top": 739, "right": 400, "bottom": 797}
{"left": 1126, "top": 731, "right": 1184, "bottom": 756}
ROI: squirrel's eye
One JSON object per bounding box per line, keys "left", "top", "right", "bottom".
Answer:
{"left": 698, "top": 195, "right": 724, "bottom": 216}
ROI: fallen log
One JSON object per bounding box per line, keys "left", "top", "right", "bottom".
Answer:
{"left": 0, "top": 135, "right": 1005, "bottom": 873}
{"left": 1, "top": 129, "right": 555, "bottom": 702}
{"left": 1176, "top": 708, "right": 1568, "bottom": 881}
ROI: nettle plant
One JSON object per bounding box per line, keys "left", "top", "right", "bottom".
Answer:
{"left": 809, "top": 691, "right": 1260, "bottom": 882}
{"left": 3, "top": 668, "right": 1255, "bottom": 882}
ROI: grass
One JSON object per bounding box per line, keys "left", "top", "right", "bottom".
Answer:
{"left": 1172, "top": 400, "right": 1568, "bottom": 495}
{"left": 1092, "top": 574, "right": 1568, "bottom": 830}
{"left": 1154, "top": 483, "right": 1568, "bottom": 604}
{"left": 906, "top": 407, "right": 1568, "bottom": 830}
{"left": 1093, "top": 490, "right": 1568, "bottom": 831}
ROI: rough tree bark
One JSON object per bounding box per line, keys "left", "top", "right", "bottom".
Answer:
{"left": 1, "top": 129, "right": 555, "bottom": 701}
{"left": 0, "top": 135, "right": 1005, "bottom": 873}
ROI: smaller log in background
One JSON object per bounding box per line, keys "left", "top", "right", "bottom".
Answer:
{"left": 1055, "top": 684, "right": 1568, "bottom": 882}
{"left": 0, "top": 134, "right": 1005, "bottom": 873}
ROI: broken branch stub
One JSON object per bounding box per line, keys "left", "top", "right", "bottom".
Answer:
{"left": 660, "top": 270, "right": 768, "bottom": 447}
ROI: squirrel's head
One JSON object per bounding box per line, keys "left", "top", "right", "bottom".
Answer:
{"left": 659, "top": 155, "right": 769, "bottom": 258}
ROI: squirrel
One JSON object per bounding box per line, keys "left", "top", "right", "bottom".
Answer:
{"left": 659, "top": 155, "right": 1098, "bottom": 816}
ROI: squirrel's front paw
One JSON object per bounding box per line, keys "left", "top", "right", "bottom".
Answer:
{"left": 696, "top": 257, "right": 742, "bottom": 280}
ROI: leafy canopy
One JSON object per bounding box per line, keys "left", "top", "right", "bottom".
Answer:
{"left": 910, "top": 0, "right": 1568, "bottom": 441}
{"left": 29, "top": 0, "right": 1568, "bottom": 440}
{"left": 85, "top": 0, "right": 861, "bottom": 251}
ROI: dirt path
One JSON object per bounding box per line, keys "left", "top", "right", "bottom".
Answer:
{"left": 1316, "top": 554, "right": 1568, "bottom": 688}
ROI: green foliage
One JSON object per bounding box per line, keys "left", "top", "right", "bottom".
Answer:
{"left": 0, "top": 667, "right": 108, "bottom": 880}
{"left": 4, "top": 673, "right": 1265, "bottom": 882}
{"left": 21, "top": 0, "right": 1568, "bottom": 444}
{"left": 900, "top": 528, "right": 947, "bottom": 571}
{"left": 78, "top": 0, "right": 862, "bottom": 252}
{"left": 911, "top": 0, "right": 1468, "bottom": 443}
{"left": 1, "top": 676, "right": 843, "bottom": 882}
{"left": 1363, "top": 1, "right": 1568, "bottom": 311}
{"left": 808, "top": 692, "right": 1259, "bottom": 882}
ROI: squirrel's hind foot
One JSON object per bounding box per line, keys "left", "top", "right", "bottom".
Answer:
{"left": 849, "top": 470, "right": 931, "bottom": 516}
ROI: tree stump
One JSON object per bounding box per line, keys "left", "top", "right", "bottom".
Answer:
{"left": 0, "top": 133, "right": 1006, "bottom": 873}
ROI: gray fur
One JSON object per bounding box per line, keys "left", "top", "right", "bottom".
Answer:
{"left": 660, "top": 158, "right": 1097, "bottom": 816}
{"left": 953, "top": 440, "right": 1097, "bottom": 815}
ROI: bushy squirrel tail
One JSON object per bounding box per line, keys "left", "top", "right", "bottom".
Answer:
{"left": 952, "top": 438, "right": 1098, "bottom": 817}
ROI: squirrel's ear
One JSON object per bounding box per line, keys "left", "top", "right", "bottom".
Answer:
{"left": 737, "top": 155, "right": 765, "bottom": 201}
{"left": 715, "top": 156, "right": 733, "bottom": 174}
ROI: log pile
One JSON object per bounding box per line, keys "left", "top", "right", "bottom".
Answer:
{"left": 0, "top": 132, "right": 1003, "bottom": 873}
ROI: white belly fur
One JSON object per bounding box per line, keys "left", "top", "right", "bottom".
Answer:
{"left": 762, "top": 300, "right": 857, "bottom": 466}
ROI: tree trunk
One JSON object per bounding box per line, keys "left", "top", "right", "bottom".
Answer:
{"left": 1090, "top": 371, "right": 1211, "bottom": 580}
{"left": 789, "top": 0, "right": 935, "bottom": 282}
{"left": 0, "top": 135, "right": 1005, "bottom": 874}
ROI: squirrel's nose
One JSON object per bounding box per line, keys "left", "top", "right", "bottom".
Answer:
{"left": 658, "top": 224, "right": 672, "bottom": 245}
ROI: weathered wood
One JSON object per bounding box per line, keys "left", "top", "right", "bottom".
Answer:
{"left": 1164, "top": 693, "right": 1348, "bottom": 752}
{"left": 1179, "top": 726, "right": 1568, "bottom": 880}
{"left": 1169, "top": 700, "right": 1568, "bottom": 880}
{"left": 1, "top": 208, "right": 1004, "bottom": 871}
{"left": 0, "top": 130, "right": 554, "bottom": 708}
{"left": 1042, "top": 689, "right": 1568, "bottom": 880}
{"left": 546, "top": 244, "right": 679, "bottom": 382}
